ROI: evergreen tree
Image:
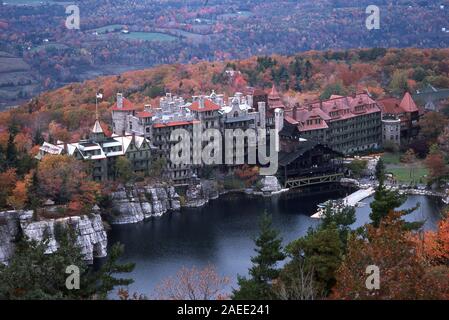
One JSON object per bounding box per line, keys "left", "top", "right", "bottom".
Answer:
{"left": 369, "top": 181, "right": 421, "bottom": 229}
{"left": 6, "top": 133, "right": 17, "bottom": 169}
{"left": 0, "top": 226, "right": 134, "bottom": 300}
{"left": 284, "top": 225, "right": 342, "bottom": 295}
{"left": 232, "top": 213, "right": 285, "bottom": 300}
{"left": 0, "top": 144, "right": 5, "bottom": 172}
{"left": 33, "top": 128, "right": 44, "bottom": 146}
{"left": 375, "top": 158, "right": 385, "bottom": 183}
{"left": 321, "top": 203, "right": 355, "bottom": 251}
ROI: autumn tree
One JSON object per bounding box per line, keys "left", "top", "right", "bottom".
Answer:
{"left": 332, "top": 212, "right": 449, "bottom": 299}
{"left": 232, "top": 213, "right": 285, "bottom": 300}
{"left": 0, "top": 168, "right": 17, "bottom": 209}
{"left": 320, "top": 81, "right": 347, "bottom": 100}
{"left": 154, "top": 265, "right": 229, "bottom": 300}
{"left": 419, "top": 111, "right": 449, "bottom": 143}
{"left": 234, "top": 165, "right": 259, "bottom": 187}
{"left": 389, "top": 70, "right": 409, "bottom": 96}
{"left": 37, "top": 155, "right": 101, "bottom": 212}
{"left": 425, "top": 143, "right": 448, "bottom": 182}
{"left": 418, "top": 216, "right": 449, "bottom": 265}
{"left": 6, "top": 173, "right": 32, "bottom": 210}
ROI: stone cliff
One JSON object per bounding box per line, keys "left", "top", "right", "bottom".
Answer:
{"left": 108, "top": 185, "right": 181, "bottom": 224}
{"left": 107, "top": 182, "right": 220, "bottom": 224}
{"left": 0, "top": 210, "right": 107, "bottom": 264}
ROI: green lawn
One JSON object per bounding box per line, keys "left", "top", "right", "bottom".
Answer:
{"left": 92, "top": 24, "right": 125, "bottom": 34}
{"left": 119, "top": 32, "right": 177, "bottom": 42}
{"left": 386, "top": 167, "right": 428, "bottom": 184}
{"left": 382, "top": 152, "right": 401, "bottom": 165}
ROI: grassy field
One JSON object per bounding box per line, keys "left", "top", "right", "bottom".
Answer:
{"left": 119, "top": 32, "right": 177, "bottom": 42}
{"left": 382, "top": 152, "right": 428, "bottom": 184}
{"left": 386, "top": 167, "right": 428, "bottom": 184}
{"left": 29, "top": 43, "right": 68, "bottom": 53}
{"left": 382, "top": 152, "right": 401, "bottom": 165}
{"left": 92, "top": 25, "right": 125, "bottom": 34}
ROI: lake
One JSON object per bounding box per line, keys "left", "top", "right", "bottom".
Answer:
{"left": 107, "top": 187, "right": 443, "bottom": 298}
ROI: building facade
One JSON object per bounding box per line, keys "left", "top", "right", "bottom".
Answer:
{"left": 37, "top": 119, "right": 155, "bottom": 182}
{"left": 382, "top": 117, "right": 401, "bottom": 146}
{"left": 291, "top": 93, "right": 382, "bottom": 154}
{"left": 378, "top": 92, "right": 420, "bottom": 143}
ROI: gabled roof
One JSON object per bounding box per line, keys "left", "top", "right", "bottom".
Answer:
{"left": 189, "top": 99, "right": 221, "bottom": 112}
{"left": 378, "top": 92, "right": 418, "bottom": 114}
{"left": 91, "top": 120, "right": 104, "bottom": 134}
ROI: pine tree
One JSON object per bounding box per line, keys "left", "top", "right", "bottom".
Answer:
{"left": 6, "top": 133, "right": 17, "bottom": 169}
{"left": 0, "top": 226, "right": 134, "bottom": 300}
{"left": 0, "top": 144, "right": 5, "bottom": 173}
{"left": 284, "top": 225, "right": 342, "bottom": 295}
{"left": 369, "top": 181, "right": 421, "bottom": 229}
{"left": 321, "top": 203, "right": 355, "bottom": 251}
{"left": 375, "top": 158, "right": 385, "bottom": 183}
{"left": 232, "top": 213, "right": 285, "bottom": 300}
{"left": 33, "top": 128, "right": 44, "bottom": 146}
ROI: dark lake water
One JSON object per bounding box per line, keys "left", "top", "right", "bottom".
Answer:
{"left": 107, "top": 186, "right": 443, "bottom": 298}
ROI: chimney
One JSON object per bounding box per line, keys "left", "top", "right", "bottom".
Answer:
{"left": 293, "top": 103, "right": 299, "bottom": 120}
{"left": 199, "top": 96, "right": 205, "bottom": 109}
{"left": 117, "top": 93, "right": 123, "bottom": 109}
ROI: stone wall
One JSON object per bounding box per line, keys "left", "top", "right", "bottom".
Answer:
{"left": 0, "top": 210, "right": 107, "bottom": 264}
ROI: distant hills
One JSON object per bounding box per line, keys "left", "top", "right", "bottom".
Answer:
{"left": 0, "top": 1, "right": 448, "bottom": 107}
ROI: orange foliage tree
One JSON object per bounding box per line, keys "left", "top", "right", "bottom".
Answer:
{"left": 234, "top": 165, "right": 259, "bottom": 187}
{"left": 418, "top": 216, "right": 449, "bottom": 265}
{"left": 0, "top": 168, "right": 17, "bottom": 209}
{"left": 37, "top": 155, "right": 100, "bottom": 212}
{"left": 332, "top": 212, "right": 449, "bottom": 299}
{"left": 6, "top": 172, "right": 32, "bottom": 210}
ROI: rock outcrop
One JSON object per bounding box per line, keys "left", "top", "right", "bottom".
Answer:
{"left": 108, "top": 185, "right": 181, "bottom": 224}
{"left": 108, "top": 182, "right": 220, "bottom": 223}
{"left": 260, "top": 176, "right": 282, "bottom": 194}
{"left": 0, "top": 211, "right": 21, "bottom": 265}
{"left": 184, "top": 180, "right": 219, "bottom": 208}
{"left": 0, "top": 210, "right": 107, "bottom": 264}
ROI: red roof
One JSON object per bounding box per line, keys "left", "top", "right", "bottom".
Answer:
{"left": 399, "top": 92, "right": 419, "bottom": 113}
{"left": 189, "top": 99, "right": 221, "bottom": 112}
{"left": 377, "top": 98, "right": 402, "bottom": 114}
{"left": 153, "top": 120, "right": 200, "bottom": 128}
{"left": 378, "top": 93, "right": 418, "bottom": 115}
{"left": 284, "top": 115, "right": 299, "bottom": 125}
{"left": 136, "top": 111, "right": 154, "bottom": 118}
{"left": 269, "top": 85, "right": 280, "bottom": 99}
{"left": 111, "top": 98, "right": 138, "bottom": 111}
